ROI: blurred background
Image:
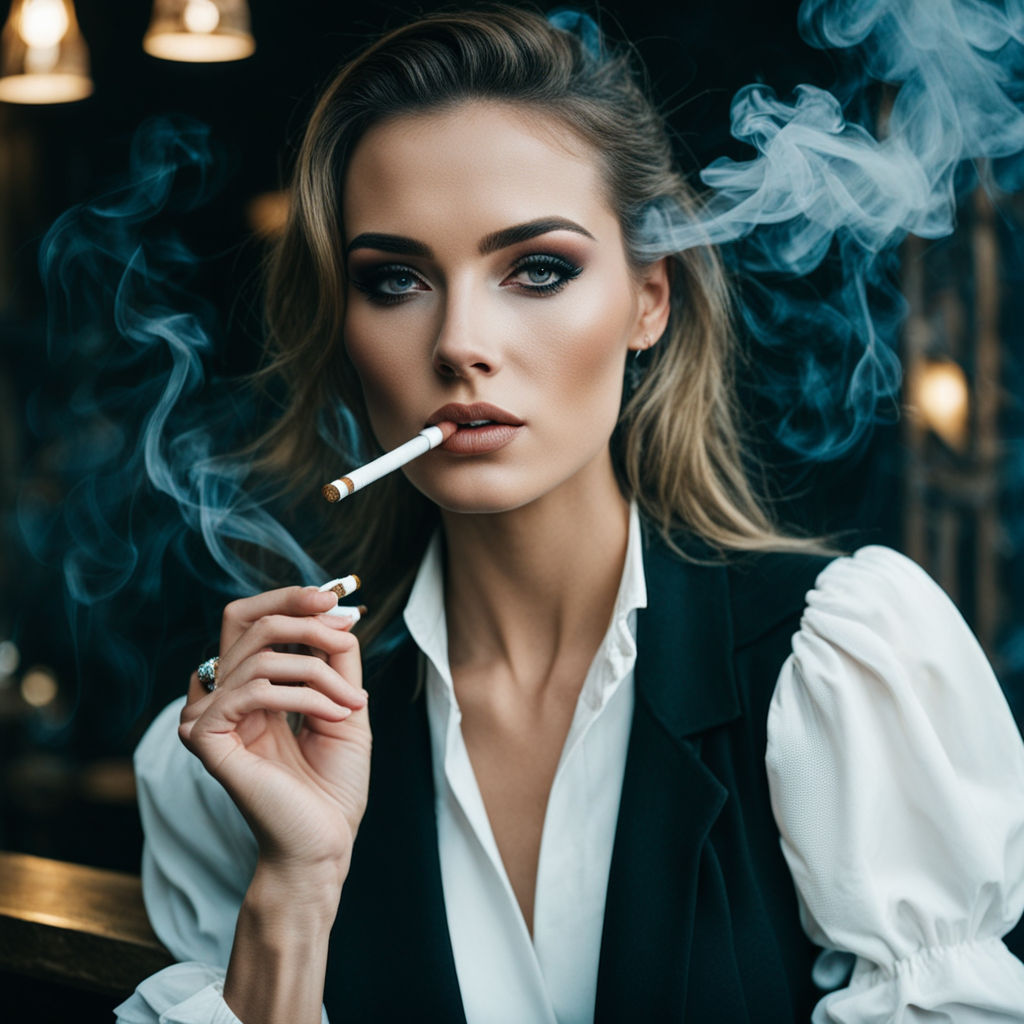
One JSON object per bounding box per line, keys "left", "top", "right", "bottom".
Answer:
{"left": 0, "top": 0, "right": 1021, "bottom": 971}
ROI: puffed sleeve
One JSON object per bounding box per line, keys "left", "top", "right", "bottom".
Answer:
{"left": 765, "top": 545, "right": 1024, "bottom": 1022}
{"left": 115, "top": 698, "right": 329, "bottom": 1024}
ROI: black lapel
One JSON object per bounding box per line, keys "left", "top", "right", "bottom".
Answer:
{"left": 325, "top": 642, "right": 466, "bottom": 1023}
{"left": 595, "top": 530, "right": 740, "bottom": 1020}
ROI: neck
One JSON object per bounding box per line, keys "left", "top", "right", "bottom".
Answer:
{"left": 441, "top": 473, "right": 631, "bottom": 693}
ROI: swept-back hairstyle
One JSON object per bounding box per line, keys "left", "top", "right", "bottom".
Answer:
{"left": 256, "top": 4, "right": 826, "bottom": 648}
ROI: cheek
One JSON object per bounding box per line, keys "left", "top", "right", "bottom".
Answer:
{"left": 343, "top": 311, "right": 423, "bottom": 432}
{"left": 531, "top": 276, "right": 635, "bottom": 405}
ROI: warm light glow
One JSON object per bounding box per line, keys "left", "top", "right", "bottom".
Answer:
{"left": 183, "top": 0, "right": 220, "bottom": 34}
{"left": 246, "top": 190, "right": 290, "bottom": 238}
{"left": 909, "top": 358, "right": 970, "bottom": 451}
{"left": 142, "top": 31, "right": 254, "bottom": 62}
{"left": 0, "top": 0, "right": 92, "bottom": 105}
{"left": 0, "top": 71, "right": 91, "bottom": 102}
{"left": 143, "top": 0, "right": 255, "bottom": 63}
{"left": 21, "top": 666, "right": 58, "bottom": 708}
{"left": 18, "top": 0, "right": 68, "bottom": 49}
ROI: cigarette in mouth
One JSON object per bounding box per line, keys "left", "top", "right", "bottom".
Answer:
{"left": 322, "top": 422, "right": 457, "bottom": 503}
{"left": 319, "top": 575, "right": 361, "bottom": 599}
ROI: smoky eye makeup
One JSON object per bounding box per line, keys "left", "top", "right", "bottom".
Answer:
{"left": 347, "top": 245, "right": 586, "bottom": 304}
{"left": 504, "top": 252, "right": 584, "bottom": 294}
{"left": 348, "top": 262, "right": 428, "bottom": 305}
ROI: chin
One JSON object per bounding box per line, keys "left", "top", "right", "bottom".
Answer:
{"left": 406, "top": 467, "right": 549, "bottom": 517}
{"left": 424, "top": 486, "right": 537, "bottom": 517}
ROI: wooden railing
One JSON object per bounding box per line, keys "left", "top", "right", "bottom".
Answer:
{"left": 0, "top": 850, "right": 173, "bottom": 996}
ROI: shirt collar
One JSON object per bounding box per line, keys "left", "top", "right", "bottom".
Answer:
{"left": 403, "top": 503, "right": 648, "bottom": 701}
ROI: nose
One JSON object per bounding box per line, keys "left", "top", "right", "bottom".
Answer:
{"left": 431, "top": 285, "right": 499, "bottom": 379}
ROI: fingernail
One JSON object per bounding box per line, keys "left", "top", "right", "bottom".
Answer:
{"left": 324, "top": 604, "right": 367, "bottom": 624}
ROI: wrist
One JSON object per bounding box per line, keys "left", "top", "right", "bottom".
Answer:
{"left": 226, "top": 865, "right": 340, "bottom": 1024}
{"left": 246, "top": 857, "right": 346, "bottom": 925}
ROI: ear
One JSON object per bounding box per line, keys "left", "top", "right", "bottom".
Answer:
{"left": 628, "top": 257, "right": 672, "bottom": 354}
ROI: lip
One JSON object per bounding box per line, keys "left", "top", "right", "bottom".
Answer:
{"left": 426, "top": 402, "right": 524, "bottom": 428}
{"left": 426, "top": 402, "right": 524, "bottom": 455}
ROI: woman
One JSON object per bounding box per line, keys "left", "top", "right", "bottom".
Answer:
{"left": 116, "top": 7, "right": 1024, "bottom": 1023}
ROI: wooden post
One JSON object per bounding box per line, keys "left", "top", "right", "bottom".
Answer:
{"left": 972, "top": 185, "right": 1003, "bottom": 654}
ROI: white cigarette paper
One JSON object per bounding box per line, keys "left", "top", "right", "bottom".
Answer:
{"left": 322, "top": 424, "right": 452, "bottom": 503}
{"left": 319, "top": 575, "right": 361, "bottom": 599}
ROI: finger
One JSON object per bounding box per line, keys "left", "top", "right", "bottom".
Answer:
{"left": 219, "top": 615, "right": 361, "bottom": 685}
{"left": 220, "top": 584, "right": 353, "bottom": 651}
{"left": 302, "top": 632, "right": 365, "bottom": 740}
{"left": 185, "top": 670, "right": 206, "bottom": 708}
{"left": 318, "top": 605, "right": 366, "bottom": 629}
{"left": 179, "top": 677, "right": 352, "bottom": 749}
{"left": 327, "top": 631, "right": 363, "bottom": 695}
{"left": 217, "top": 650, "right": 367, "bottom": 710}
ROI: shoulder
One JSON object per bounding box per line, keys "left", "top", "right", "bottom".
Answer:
{"left": 784, "top": 544, "right": 992, "bottom": 685}
{"left": 640, "top": 523, "right": 838, "bottom": 653}
{"left": 724, "top": 542, "right": 964, "bottom": 658}
{"left": 765, "top": 543, "right": 1024, "bottom": 846}
{"left": 722, "top": 546, "right": 837, "bottom": 650}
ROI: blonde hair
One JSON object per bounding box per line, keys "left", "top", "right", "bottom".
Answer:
{"left": 255, "top": 5, "right": 831, "bottom": 650}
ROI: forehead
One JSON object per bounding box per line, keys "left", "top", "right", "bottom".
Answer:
{"left": 342, "top": 101, "right": 617, "bottom": 242}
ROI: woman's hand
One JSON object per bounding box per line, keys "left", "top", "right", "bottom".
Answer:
{"left": 178, "top": 586, "right": 371, "bottom": 889}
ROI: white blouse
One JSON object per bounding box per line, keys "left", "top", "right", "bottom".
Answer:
{"left": 116, "top": 539, "right": 1024, "bottom": 1023}
{"left": 405, "top": 506, "right": 645, "bottom": 1024}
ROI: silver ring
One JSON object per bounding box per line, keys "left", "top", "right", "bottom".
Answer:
{"left": 197, "top": 656, "right": 220, "bottom": 693}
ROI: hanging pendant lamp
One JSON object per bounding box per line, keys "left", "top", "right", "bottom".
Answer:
{"left": 0, "top": 0, "right": 93, "bottom": 105}
{"left": 143, "top": 0, "right": 255, "bottom": 63}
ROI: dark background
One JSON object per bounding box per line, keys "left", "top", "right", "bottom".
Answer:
{"left": 0, "top": 0, "right": 905, "bottom": 878}
{"left": 12, "top": 2, "right": 1024, "bottom": 1020}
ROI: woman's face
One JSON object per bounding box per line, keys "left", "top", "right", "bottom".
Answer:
{"left": 342, "top": 101, "right": 668, "bottom": 514}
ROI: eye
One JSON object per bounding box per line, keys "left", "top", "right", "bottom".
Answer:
{"left": 349, "top": 264, "right": 428, "bottom": 305}
{"left": 505, "top": 254, "right": 583, "bottom": 295}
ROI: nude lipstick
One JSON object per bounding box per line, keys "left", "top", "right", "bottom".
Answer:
{"left": 427, "top": 403, "right": 524, "bottom": 456}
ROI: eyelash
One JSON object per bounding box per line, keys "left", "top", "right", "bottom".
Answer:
{"left": 349, "top": 254, "right": 583, "bottom": 306}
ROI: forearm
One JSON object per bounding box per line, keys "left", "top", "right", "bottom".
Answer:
{"left": 223, "top": 862, "right": 343, "bottom": 1024}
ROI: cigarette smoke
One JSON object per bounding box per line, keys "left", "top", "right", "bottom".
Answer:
{"left": 29, "top": 118, "right": 330, "bottom": 603}
{"left": 638, "top": 0, "right": 1024, "bottom": 459}
{"left": 25, "top": 1, "right": 1024, "bottom": 721}
{"left": 21, "top": 118, "right": 346, "bottom": 726}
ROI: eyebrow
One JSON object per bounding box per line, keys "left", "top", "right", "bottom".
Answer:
{"left": 345, "top": 217, "right": 595, "bottom": 259}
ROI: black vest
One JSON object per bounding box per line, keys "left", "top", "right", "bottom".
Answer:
{"left": 323, "top": 532, "right": 850, "bottom": 1020}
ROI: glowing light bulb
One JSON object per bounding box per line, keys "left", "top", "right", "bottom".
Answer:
{"left": 0, "top": 0, "right": 92, "bottom": 103}
{"left": 143, "top": 0, "right": 255, "bottom": 62}
{"left": 21, "top": 666, "right": 59, "bottom": 708}
{"left": 18, "top": 0, "right": 69, "bottom": 48}
{"left": 183, "top": 0, "right": 220, "bottom": 34}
